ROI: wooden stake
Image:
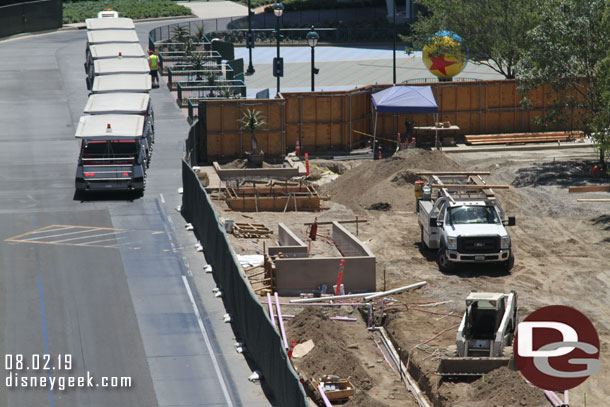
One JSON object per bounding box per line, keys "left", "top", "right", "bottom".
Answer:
{"left": 251, "top": 277, "right": 273, "bottom": 284}
{"left": 304, "top": 219, "right": 368, "bottom": 226}
{"left": 569, "top": 185, "right": 610, "bottom": 193}
{"left": 247, "top": 269, "right": 267, "bottom": 278}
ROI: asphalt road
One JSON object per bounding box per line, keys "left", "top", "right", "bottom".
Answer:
{"left": 0, "top": 22, "right": 270, "bottom": 407}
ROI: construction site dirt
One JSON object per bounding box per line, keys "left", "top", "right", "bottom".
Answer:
{"left": 208, "top": 147, "right": 609, "bottom": 406}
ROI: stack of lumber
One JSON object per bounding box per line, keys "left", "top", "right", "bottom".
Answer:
{"left": 465, "top": 131, "right": 582, "bottom": 145}
{"left": 232, "top": 223, "right": 272, "bottom": 238}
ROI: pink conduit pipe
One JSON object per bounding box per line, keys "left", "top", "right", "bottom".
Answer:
{"left": 266, "top": 293, "right": 276, "bottom": 329}
{"left": 274, "top": 292, "right": 289, "bottom": 349}
{"left": 544, "top": 390, "right": 563, "bottom": 407}
{"left": 317, "top": 383, "right": 333, "bottom": 407}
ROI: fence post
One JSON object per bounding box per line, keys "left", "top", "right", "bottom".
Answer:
{"left": 168, "top": 67, "right": 173, "bottom": 90}
{"left": 188, "top": 99, "right": 194, "bottom": 124}
{"left": 198, "top": 102, "right": 208, "bottom": 163}
{"left": 177, "top": 83, "right": 183, "bottom": 107}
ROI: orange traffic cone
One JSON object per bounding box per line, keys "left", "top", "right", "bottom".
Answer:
{"left": 295, "top": 138, "right": 301, "bottom": 156}
{"left": 288, "top": 339, "right": 297, "bottom": 360}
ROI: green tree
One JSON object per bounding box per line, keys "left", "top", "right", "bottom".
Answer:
{"left": 403, "top": 0, "right": 539, "bottom": 79}
{"left": 518, "top": 0, "right": 610, "bottom": 164}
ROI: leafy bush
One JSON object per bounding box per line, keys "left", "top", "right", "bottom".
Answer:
{"left": 63, "top": 0, "right": 192, "bottom": 24}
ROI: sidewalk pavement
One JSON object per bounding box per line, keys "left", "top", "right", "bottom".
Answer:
{"left": 178, "top": 1, "right": 248, "bottom": 19}
{"left": 235, "top": 46, "right": 503, "bottom": 98}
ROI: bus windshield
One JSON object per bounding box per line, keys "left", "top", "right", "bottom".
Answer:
{"left": 83, "top": 140, "right": 139, "bottom": 157}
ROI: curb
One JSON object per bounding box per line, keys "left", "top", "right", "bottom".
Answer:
{"left": 1, "top": 15, "right": 197, "bottom": 42}
{"left": 61, "top": 14, "right": 197, "bottom": 31}
{"left": 443, "top": 142, "right": 596, "bottom": 154}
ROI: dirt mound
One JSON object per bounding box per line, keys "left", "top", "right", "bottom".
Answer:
{"left": 288, "top": 308, "right": 373, "bottom": 391}
{"left": 321, "top": 149, "right": 463, "bottom": 212}
{"left": 287, "top": 308, "right": 412, "bottom": 407}
{"left": 438, "top": 367, "right": 547, "bottom": 407}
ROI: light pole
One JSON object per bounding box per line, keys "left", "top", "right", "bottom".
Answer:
{"left": 306, "top": 26, "right": 319, "bottom": 92}
{"left": 246, "top": 0, "right": 255, "bottom": 75}
{"left": 272, "top": 2, "right": 284, "bottom": 97}
{"left": 392, "top": 0, "right": 396, "bottom": 84}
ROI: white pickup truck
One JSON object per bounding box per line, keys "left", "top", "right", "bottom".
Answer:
{"left": 417, "top": 174, "right": 516, "bottom": 272}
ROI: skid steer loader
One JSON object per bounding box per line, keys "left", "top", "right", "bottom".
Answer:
{"left": 437, "top": 291, "right": 518, "bottom": 376}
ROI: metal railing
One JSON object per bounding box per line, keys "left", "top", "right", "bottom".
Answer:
{"left": 158, "top": 50, "right": 222, "bottom": 73}
{"left": 177, "top": 80, "right": 247, "bottom": 106}
{"left": 149, "top": 16, "right": 411, "bottom": 50}
{"left": 168, "top": 66, "right": 233, "bottom": 90}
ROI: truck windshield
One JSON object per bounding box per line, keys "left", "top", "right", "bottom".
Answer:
{"left": 83, "top": 140, "right": 138, "bottom": 157}
{"left": 448, "top": 206, "right": 500, "bottom": 225}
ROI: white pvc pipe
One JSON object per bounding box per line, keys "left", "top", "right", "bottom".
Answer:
{"left": 317, "top": 383, "right": 333, "bottom": 407}
{"left": 267, "top": 292, "right": 276, "bottom": 329}
{"left": 274, "top": 292, "right": 289, "bottom": 349}
{"left": 289, "top": 292, "right": 377, "bottom": 303}
{"left": 364, "top": 281, "right": 427, "bottom": 301}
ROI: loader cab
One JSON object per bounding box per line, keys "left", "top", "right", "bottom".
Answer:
{"left": 463, "top": 293, "right": 506, "bottom": 356}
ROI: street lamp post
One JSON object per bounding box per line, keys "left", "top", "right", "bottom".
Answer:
{"left": 306, "top": 26, "right": 319, "bottom": 92}
{"left": 272, "top": 2, "right": 284, "bottom": 97}
{"left": 392, "top": 0, "right": 396, "bottom": 84}
{"left": 246, "top": 0, "right": 255, "bottom": 75}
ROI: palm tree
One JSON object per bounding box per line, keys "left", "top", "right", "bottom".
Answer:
{"left": 238, "top": 108, "right": 266, "bottom": 162}
{"left": 205, "top": 72, "right": 218, "bottom": 97}
{"left": 189, "top": 53, "right": 207, "bottom": 80}
{"left": 184, "top": 38, "right": 194, "bottom": 56}
{"left": 192, "top": 23, "right": 206, "bottom": 43}
{"left": 172, "top": 25, "right": 189, "bottom": 47}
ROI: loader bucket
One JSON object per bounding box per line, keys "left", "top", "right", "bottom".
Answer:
{"left": 436, "top": 357, "right": 510, "bottom": 376}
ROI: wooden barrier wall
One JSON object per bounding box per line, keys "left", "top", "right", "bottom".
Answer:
{"left": 202, "top": 80, "right": 581, "bottom": 160}
{"left": 205, "top": 99, "right": 285, "bottom": 159}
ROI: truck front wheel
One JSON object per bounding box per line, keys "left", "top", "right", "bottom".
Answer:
{"left": 501, "top": 252, "right": 514, "bottom": 272}
{"left": 437, "top": 244, "right": 454, "bottom": 273}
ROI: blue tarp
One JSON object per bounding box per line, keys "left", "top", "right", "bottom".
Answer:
{"left": 371, "top": 85, "right": 438, "bottom": 113}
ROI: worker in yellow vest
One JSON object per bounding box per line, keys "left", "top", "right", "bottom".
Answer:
{"left": 148, "top": 50, "right": 160, "bottom": 88}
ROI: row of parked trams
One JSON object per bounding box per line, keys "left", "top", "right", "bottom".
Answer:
{"left": 76, "top": 10, "right": 154, "bottom": 196}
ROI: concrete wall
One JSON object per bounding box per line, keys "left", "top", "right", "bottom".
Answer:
{"left": 275, "top": 257, "right": 376, "bottom": 296}
{"left": 268, "top": 223, "right": 307, "bottom": 258}
{"left": 278, "top": 223, "right": 305, "bottom": 246}
{"left": 0, "top": 0, "right": 62, "bottom": 39}
{"left": 332, "top": 221, "right": 374, "bottom": 257}
{"left": 272, "top": 222, "right": 376, "bottom": 296}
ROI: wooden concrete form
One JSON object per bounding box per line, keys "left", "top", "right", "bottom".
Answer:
{"left": 225, "top": 194, "right": 320, "bottom": 212}
{"left": 200, "top": 80, "right": 583, "bottom": 160}
{"left": 270, "top": 222, "right": 376, "bottom": 296}
{"left": 223, "top": 177, "right": 321, "bottom": 212}
{"left": 213, "top": 161, "right": 298, "bottom": 180}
